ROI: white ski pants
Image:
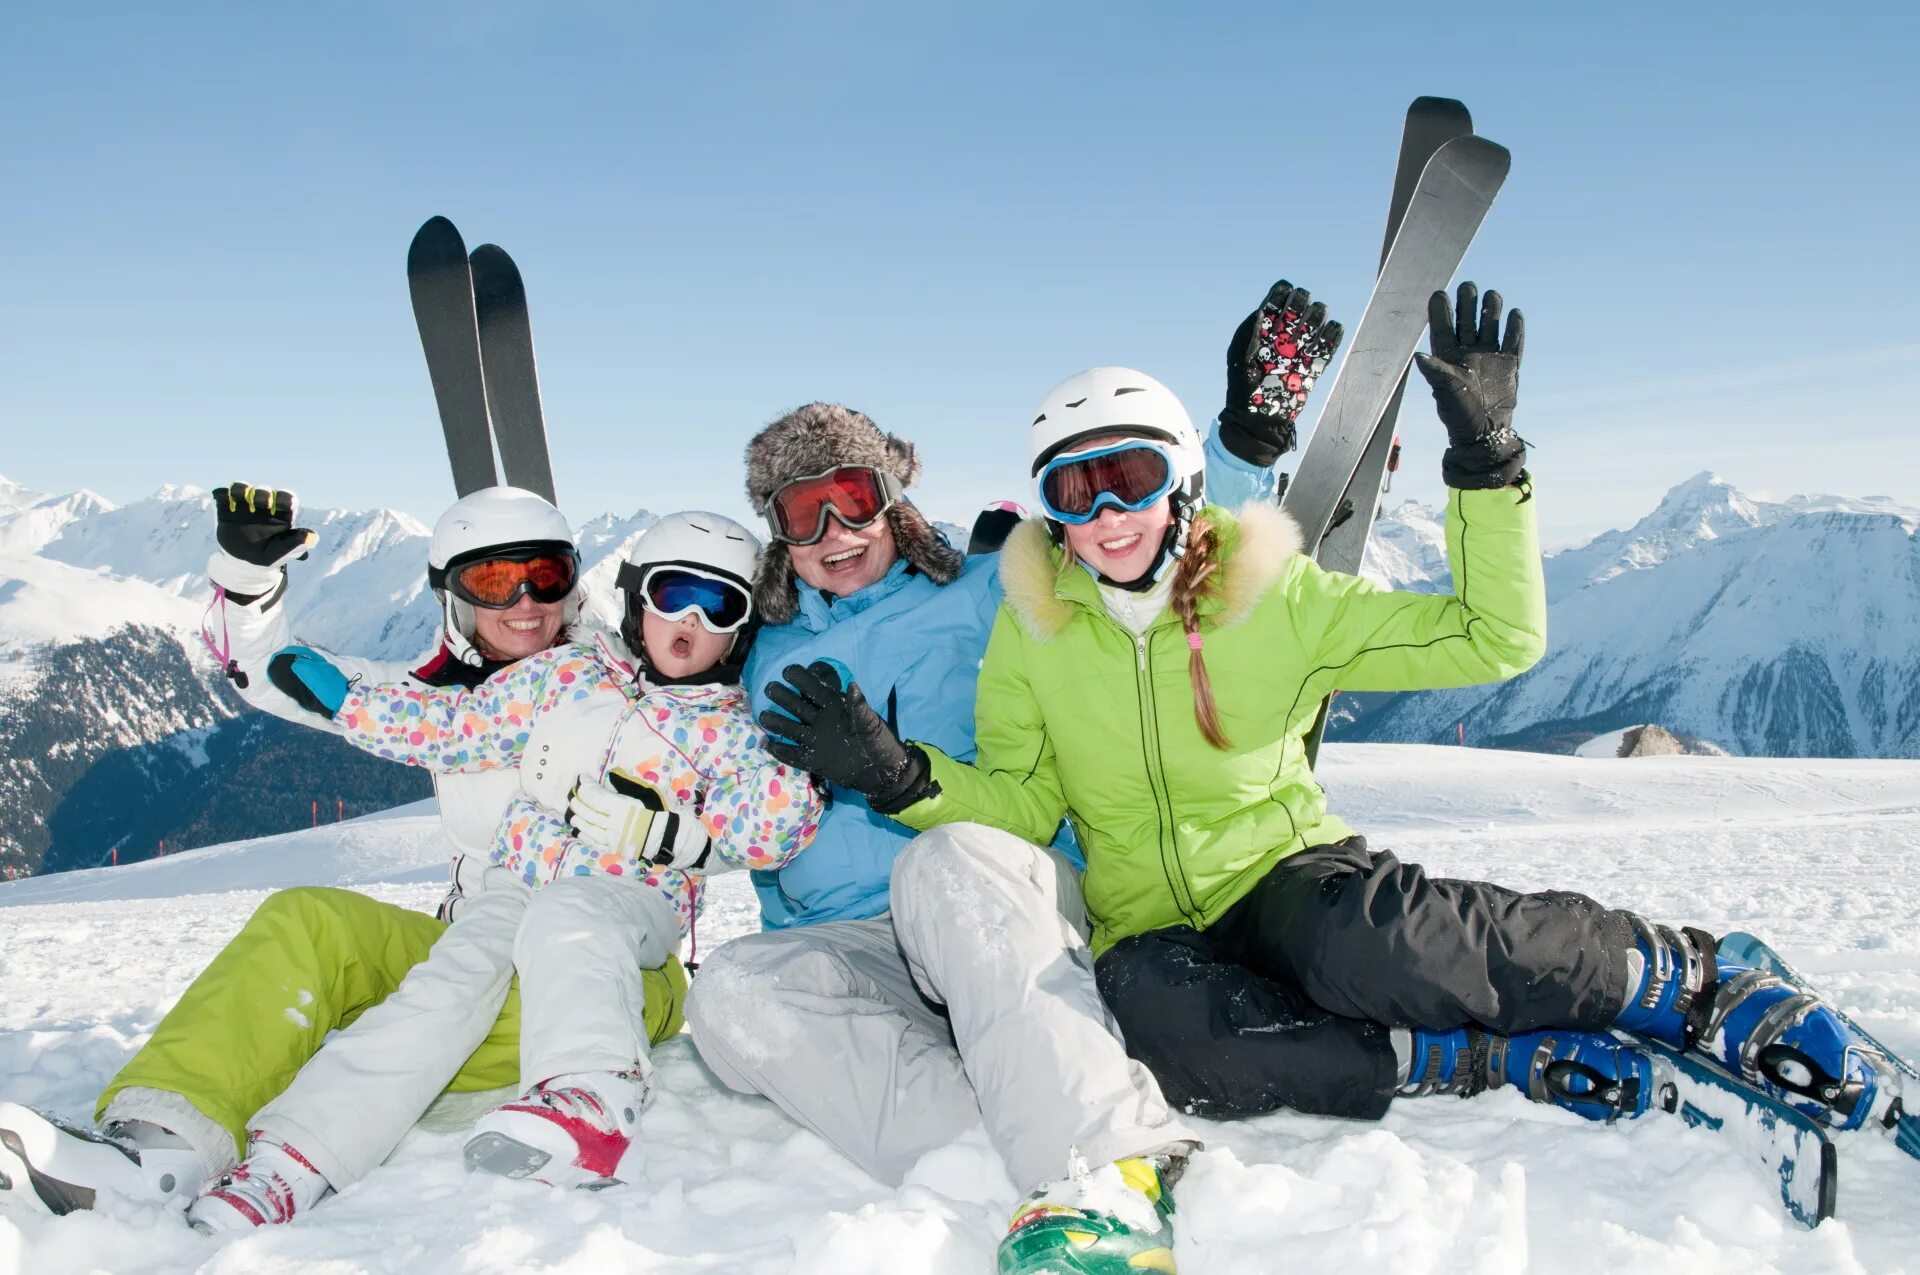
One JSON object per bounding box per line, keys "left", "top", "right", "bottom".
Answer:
{"left": 685, "top": 823, "right": 1198, "bottom": 1194}
{"left": 253, "top": 868, "right": 678, "bottom": 1187}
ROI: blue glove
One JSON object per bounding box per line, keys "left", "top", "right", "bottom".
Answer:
{"left": 267, "top": 645, "right": 350, "bottom": 720}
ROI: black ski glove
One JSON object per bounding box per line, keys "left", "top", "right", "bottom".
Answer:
{"left": 759, "top": 662, "right": 934, "bottom": 815}
{"left": 1413, "top": 283, "right": 1528, "bottom": 490}
{"left": 214, "top": 482, "right": 317, "bottom": 601}
{"left": 1218, "top": 280, "right": 1344, "bottom": 467}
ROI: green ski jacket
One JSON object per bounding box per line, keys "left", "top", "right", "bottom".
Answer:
{"left": 895, "top": 483, "right": 1546, "bottom": 956}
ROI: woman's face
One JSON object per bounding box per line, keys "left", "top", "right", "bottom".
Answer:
{"left": 786, "top": 515, "right": 898, "bottom": 597}
{"left": 1054, "top": 431, "right": 1175, "bottom": 585}
{"left": 1063, "top": 499, "right": 1173, "bottom": 586}
{"left": 470, "top": 593, "right": 565, "bottom": 661}
{"left": 641, "top": 607, "right": 733, "bottom": 680}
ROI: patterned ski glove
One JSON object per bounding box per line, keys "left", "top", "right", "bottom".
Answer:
{"left": 267, "top": 645, "right": 349, "bottom": 720}
{"left": 212, "top": 482, "right": 317, "bottom": 603}
{"left": 566, "top": 772, "right": 713, "bottom": 871}
{"left": 1218, "top": 280, "right": 1345, "bottom": 467}
{"left": 759, "top": 661, "right": 934, "bottom": 815}
{"left": 1413, "top": 282, "right": 1528, "bottom": 490}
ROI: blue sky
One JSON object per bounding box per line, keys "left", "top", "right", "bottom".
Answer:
{"left": 3, "top": 1, "right": 1914, "bottom": 548}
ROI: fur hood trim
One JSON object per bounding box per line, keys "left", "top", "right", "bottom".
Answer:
{"left": 1000, "top": 501, "right": 1303, "bottom": 642}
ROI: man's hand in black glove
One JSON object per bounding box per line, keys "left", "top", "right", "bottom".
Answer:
{"left": 1413, "top": 282, "right": 1528, "bottom": 490}
{"left": 215, "top": 482, "right": 317, "bottom": 569}
{"left": 759, "top": 662, "right": 934, "bottom": 815}
{"left": 1218, "top": 280, "right": 1344, "bottom": 468}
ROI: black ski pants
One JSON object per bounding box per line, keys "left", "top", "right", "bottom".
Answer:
{"left": 1094, "top": 836, "right": 1637, "bottom": 1120}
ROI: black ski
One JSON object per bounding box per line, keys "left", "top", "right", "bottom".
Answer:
{"left": 1304, "top": 98, "right": 1476, "bottom": 767}
{"left": 1280, "top": 133, "right": 1508, "bottom": 554}
{"left": 469, "top": 244, "right": 558, "bottom": 504}
{"left": 408, "top": 217, "right": 498, "bottom": 497}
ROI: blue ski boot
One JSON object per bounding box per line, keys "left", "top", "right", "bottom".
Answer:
{"left": 1401, "top": 1027, "right": 1655, "bottom": 1120}
{"left": 1612, "top": 920, "right": 1900, "bottom": 1132}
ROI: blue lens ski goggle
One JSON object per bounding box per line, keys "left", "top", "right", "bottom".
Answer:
{"left": 1035, "top": 439, "right": 1178, "bottom": 525}
{"left": 616, "top": 563, "right": 753, "bottom": 633}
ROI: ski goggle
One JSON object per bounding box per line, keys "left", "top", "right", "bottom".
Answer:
{"left": 1035, "top": 439, "right": 1177, "bottom": 525}
{"left": 766, "top": 466, "right": 904, "bottom": 546}
{"left": 617, "top": 563, "right": 753, "bottom": 634}
{"left": 440, "top": 546, "right": 580, "bottom": 609}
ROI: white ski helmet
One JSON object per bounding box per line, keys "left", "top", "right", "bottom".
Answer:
{"left": 615, "top": 510, "right": 762, "bottom": 684}
{"left": 1027, "top": 366, "right": 1206, "bottom": 512}
{"left": 426, "top": 485, "right": 582, "bottom": 666}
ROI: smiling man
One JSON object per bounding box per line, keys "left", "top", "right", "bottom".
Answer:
{"left": 683, "top": 278, "right": 1341, "bottom": 1275}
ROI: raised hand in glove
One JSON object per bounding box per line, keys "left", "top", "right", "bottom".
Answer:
{"left": 759, "top": 661, "right": 933, "bottom": 814}
{"left": 1218, "top": 280, "right": 1345, "bottom": 467}
{"left": 567, "top": 772, "right": 713, "bottom": 871}
{"left": 267, "top": 645, "right": 350, "bottom": 720}
{"left": 212, "top": 482, "right": 317, "bottom": 602}
{"left": 1413, "top": 282, "right": 1527, "bottom": 490}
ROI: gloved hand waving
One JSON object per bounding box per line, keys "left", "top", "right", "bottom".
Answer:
{"left": 1217, "top": 280, "right": 1345, "bottom": 467}
{"left": 1413, "top": 282, "right": 1528, "bottom": 490}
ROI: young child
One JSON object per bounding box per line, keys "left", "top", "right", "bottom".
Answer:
{"left": 187, "top": 511, "right": 820, "bottom": 1231}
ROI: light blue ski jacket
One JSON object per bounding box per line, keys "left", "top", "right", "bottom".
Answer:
{"left": 745, "top": 424, "right": 1276, "bottom": 930}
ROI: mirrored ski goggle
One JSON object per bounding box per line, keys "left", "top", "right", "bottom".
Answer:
{"left": 1036, "top": 440, "right": 1177, "bottom": 525}
{"left": 766, "top": 466, "right": 904, "bottom": 546}
{"left": 617, "top": 563, "right": 754, "bottom": 633}
{"left": 440, "top": 546, "right": 580, "bottom": 609}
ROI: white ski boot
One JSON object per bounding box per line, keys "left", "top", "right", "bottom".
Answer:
{"left": 0, "top": 1102, "right": 204, "bottom": 1215}
{"left": 186, "top": 1133, "right": 331, "bottom": 1232}
{"left": 463, "top": 1070, "right": 647, "bottom": 1189}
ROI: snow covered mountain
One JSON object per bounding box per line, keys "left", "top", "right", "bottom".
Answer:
{"left": 1339, "top": 474, "right": 1920, "bottom": 757}
{"left": 5, "top": 745, "right": 1917, "bottom": 1272}
{"left": 0, "top": 477, "right": 660, "bottom": 878}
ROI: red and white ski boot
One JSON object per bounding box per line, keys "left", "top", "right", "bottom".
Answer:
{"left": 463, "top": 1070, "right": 647, "bottom": 1189}
{"left": 186, "top": 1133, "right": 331, "bottom": 1232}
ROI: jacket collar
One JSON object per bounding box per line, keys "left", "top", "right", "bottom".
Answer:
{"left": 1000, "top": 502, "right": 1303, "bottom": 642}
{"left": 792, "top": 557, "right": 918, "bottom": 632}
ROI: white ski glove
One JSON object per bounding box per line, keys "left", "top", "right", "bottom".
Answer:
{"left": 565, "top": 772, "right": 714, "bottom": 872}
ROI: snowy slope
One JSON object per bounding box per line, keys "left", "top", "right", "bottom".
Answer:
{"left": 3, "top": 745, "right": 1917, "bottom": 1274}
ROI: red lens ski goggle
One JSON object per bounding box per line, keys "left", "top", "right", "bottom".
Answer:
{"left": 441, "top": 546, "right": 579, "bottom": 609}
{"left": 766, "top": 466, "right": 904, "bottom": 546}
{"left": 1036, "top": 440, "right": 1177, "bottom": 525}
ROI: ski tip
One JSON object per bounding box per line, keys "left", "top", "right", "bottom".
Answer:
{"left": 1408, "top": 96, "right": 1472, "bottom": 127}
{"left": 469, "top": 243, "right": 523, "bottom": 278}
{"left": 1426, "top": 133, "right": 1511, "bottom": 185}
{"left": 408, "top": 216, "right": 469, "bottom": 271}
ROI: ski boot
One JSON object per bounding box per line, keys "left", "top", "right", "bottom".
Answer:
{"left": 0, "top": 1103, "right": 205, "bottom": 1215}
{"left": 997, "top": 1154, "right": 1179, "bottom": 1275}
{"left": 187, "top": 1133, "right": 332, "bottom": 1232}
{"left": 463, "top": 1070, "right": 646, "bottom": 1189}
{"left": 1613, "top": 920, "right": 1901, "bottom": 1132}
{"left": 1401, "top": 1027, "right": 1656, "bottom": 1120}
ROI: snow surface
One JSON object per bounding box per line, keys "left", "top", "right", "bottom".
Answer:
{"left": 3, "top": 745, "right": 1918, "bottom": 1274}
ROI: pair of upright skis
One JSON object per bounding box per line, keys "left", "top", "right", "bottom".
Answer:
{"left": 407, "top": 217, "right": 559, "bottom": 504}
{"left": 1284, "top": 97, "right": 1494, "bottom": 767}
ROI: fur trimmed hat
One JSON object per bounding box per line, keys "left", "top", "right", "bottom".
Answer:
{"left": 744, "top": 402, "right": 964, "bottom": 625}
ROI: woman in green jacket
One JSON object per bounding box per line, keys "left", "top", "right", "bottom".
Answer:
{"left": 759, "top": 285, "right": 1893, "bottom": 1273}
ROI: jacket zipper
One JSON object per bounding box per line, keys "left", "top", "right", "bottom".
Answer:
{"left": 1131, "top": 628, "right": 1200, "bottom": 927}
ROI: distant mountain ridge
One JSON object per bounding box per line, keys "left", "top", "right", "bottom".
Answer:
{"left": 1334, "top": 472, "right": 1920, "bottom": 757}
{"left": 4, "top": 469, "right": 1918, "bottom": 877}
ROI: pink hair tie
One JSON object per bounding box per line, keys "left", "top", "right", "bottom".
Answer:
{"left": 1186, "top": 632, "right": 1204, "bottom": 652}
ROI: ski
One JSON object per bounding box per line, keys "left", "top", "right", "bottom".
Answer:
{"left": 1280, "top": 133, "right": 1509, "bottom": 556}
{"left": 469, "top": 243, "right": 558, "bottom": 504}
{"left": 1304, "top": 97, "right": 1475, "bottom": 768}
{"left": 1718, "top": 931, "right": 1920, "bottom": 1161}
{"left": 408, "top": 216, "right": 498, "bottom": 497}
{"left": 1646, "top": 1038, "right": 1838, "bottom": 1228}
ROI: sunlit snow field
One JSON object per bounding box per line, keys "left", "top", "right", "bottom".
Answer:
{"left": 3, "top": 744, "right": 1917, "bottom": 1274}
